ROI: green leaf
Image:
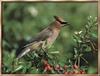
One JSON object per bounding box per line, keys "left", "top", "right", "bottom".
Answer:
{"left": 13, "top": 65, "right": 23, "bottom": 72}
{"left": 85, "top": 47, "right": 91, "bottom": 52}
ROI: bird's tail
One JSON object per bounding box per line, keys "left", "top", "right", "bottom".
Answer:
{"left": 16, "top": 48, "right": 31, "bottom": 59}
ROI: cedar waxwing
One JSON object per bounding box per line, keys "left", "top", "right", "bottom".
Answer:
{"left": 16, "top": 16, "right": 69, "bottom": 59}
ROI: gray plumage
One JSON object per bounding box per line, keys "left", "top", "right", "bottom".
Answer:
{"left": 16, "top": 16, "right": 68, "bottom": 59}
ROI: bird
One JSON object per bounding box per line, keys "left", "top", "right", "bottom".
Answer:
{"left": 16, "top": 16, "right": 69, "bottom": 59}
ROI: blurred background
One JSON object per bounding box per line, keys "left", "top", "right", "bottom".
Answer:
{"left": 2, "top": 2, "right": 97, "bottom": 74}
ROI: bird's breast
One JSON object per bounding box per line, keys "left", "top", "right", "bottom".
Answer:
{"left": 47, "top": 29, "right": 60, "bottom": 47}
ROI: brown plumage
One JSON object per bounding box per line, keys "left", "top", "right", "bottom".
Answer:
{"left": 16, "top": 16, "right": 69, "bottom": 59}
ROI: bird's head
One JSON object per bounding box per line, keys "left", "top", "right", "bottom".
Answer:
{"left": 54, "top": 16, "right": 70, "bottom": 27}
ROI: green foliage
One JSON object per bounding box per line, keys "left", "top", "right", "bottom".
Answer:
{"left": 72, "top": 16, "right": 97, "bottom": 74}
{"left": 2, "top": 2, "right": 97, "bottom": 74}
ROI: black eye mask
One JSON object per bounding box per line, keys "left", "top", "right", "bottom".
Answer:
{"left": 54, "top": 16, "right": 69, "bottom": 25}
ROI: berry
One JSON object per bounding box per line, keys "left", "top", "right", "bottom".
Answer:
{"left": 63, "top": 65, "right": 67, "bottom": 70}
{"left": 80, "top": 70, "right": 86, "bottom": 74}
{"left": 64, "top": 72, "right": 68, "bottom": 74}
{"left": 44, "top": 64, "right": 52, "bottom": 71}
{"left": 73, "top": 69, "right": 80, "bottom": 74}
{"left": 73, "top": 64, "right": 79, "bottom": 69}
{"left": 55, "top": 64, "right": 60, "bottom": 70}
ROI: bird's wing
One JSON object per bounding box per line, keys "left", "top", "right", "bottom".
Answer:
{"left": 16, "top": 41, "right": 44, "bottom": 59}
{"left": 16, "top": 47, "right": 31, "bottom": 59}
{"left": 24, "top": 27, "right": 53, "bottom": 48}
{"left": 16, "top": 27, "right": 53, "bottom": 59}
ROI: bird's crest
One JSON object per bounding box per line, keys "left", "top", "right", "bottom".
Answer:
{"left": 54, "top": 16, "right": 67, "bottom": 24}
